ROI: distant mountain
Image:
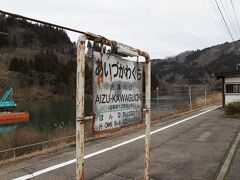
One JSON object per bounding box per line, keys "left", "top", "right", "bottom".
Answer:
{"left": 151, "top": 40, "right": 240, "bottom": 89}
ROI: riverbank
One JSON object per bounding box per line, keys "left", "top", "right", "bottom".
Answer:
{"left": 13, "top": 87, "right": 72, "bottom": 101}
{"left": 13, "top": 87, "right": 94, "bottom": 102}
{"left": 0, "top": 93, "right": 221, "bottom": 164}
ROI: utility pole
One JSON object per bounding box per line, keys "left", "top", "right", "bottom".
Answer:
{"left": 189, "top": 86, "right": 192, "bottom": 110}
{"left": 205, "top": 87, "right": 207, "bottom": 106}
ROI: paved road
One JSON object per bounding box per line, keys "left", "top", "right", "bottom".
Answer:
{"left": 1, "top": 105, "right": 240, "bottom": 180}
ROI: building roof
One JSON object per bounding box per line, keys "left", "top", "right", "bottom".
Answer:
{"left": 215, "top": 70, "right": 240, "bottom": 79}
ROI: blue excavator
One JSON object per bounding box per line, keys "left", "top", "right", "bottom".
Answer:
{"left": 0, "top": 87, "right": 17, "bottom": 110}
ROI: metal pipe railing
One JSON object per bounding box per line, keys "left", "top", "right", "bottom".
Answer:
{"left": 0, "top": 135, "right": 75, "bottom": 159}
{"left": 0, "top": 10, "right": 150, "bottom": 62}
{"left": 0, "top": 116, "right": 93, "bottom": 160}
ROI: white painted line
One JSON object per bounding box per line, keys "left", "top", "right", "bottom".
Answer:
{"left": 216, "top": 125, "right": 240, "bottom": 180}
{"left": 199, "top": 106, "right": 216, "bottom": 112}
{"left": 13, "top": 105, "right": 221, "bottom": 180}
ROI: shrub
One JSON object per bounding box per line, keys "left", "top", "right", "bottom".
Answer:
{"left": 224, "top": 102, "right": 240, "bottom": 117}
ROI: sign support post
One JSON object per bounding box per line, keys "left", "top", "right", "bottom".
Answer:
{"left": 76, "top": 35, "right": 86, "bottom": 180}
{"left": 76, "top": 33, "right": 151, "bottom": 180}
{"left": 144, "top": 59, "right": 151, "bottom": 180}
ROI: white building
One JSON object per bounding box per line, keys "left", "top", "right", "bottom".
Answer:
{"left": 216, "top": 71, "right": 240, "bottom": 105}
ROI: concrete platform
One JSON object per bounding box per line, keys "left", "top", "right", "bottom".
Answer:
{"left": 0, "top": 105, "right": 240, "bottom": 180}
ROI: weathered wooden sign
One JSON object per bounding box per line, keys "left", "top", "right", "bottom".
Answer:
{"left": 93, "top": 52, "right": 142, "bottom": 131}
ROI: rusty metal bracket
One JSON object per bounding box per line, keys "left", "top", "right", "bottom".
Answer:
{"left": 0, "top": 32, "right": 8, "bottom": 36}
{"left": 76, "top": 117, "right": 85, "bottom": 122}
{"left": 143, "top": 108, "right": 151, "bottom": 112}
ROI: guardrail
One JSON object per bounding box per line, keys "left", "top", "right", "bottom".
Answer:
{"left": 0, "top": 135, "right": 76, "bottom": 161}
{"left": 0, "top": 116, "right": 94, "bottom": 161}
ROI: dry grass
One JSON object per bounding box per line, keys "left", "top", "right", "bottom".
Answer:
{"left": 0, "top": 127, "right": 45, "bottom": 150}
{"left": 193, "top": 93, "right": 221, "bottom": 108}
{"left": 0, "top": 125, "right": 75, "bottom": 161}
{"left": 224, "top": 102, "right": 240, "bottom": 118}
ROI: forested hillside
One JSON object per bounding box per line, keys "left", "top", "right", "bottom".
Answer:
{"left": 151, "top": 41, "right": 240, "bottom": 91}
{"left": 0, "top": 14, "right": 92, "bottom": 100}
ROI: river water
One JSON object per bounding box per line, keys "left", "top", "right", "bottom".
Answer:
{"left": 0, "top": 94, "right": 190, "bottom": 134}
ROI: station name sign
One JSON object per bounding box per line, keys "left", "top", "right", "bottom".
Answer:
{"left": 93, "top": 52, "right": 143, "bottom": 131}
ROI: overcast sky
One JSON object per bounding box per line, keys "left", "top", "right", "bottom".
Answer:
{"left": 1, "top": 0, "right": 237, "bottom": 58}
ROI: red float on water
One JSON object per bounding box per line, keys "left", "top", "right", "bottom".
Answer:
{"left": 0, "top": 112, "right": 29, "bottom": 125}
